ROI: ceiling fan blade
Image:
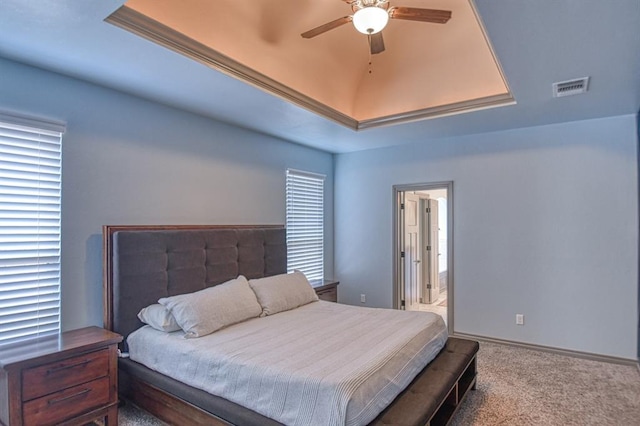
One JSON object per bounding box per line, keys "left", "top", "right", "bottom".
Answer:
{"left": 389, "top": 7, "right": 452, "bottom": 24}
{"left": 369, "top": 32, "right": 385, "bottom": 55}
{"left": 301, "top": 16, "right": 353, "bottom": 38}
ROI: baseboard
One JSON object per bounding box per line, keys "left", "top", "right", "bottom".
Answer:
{"left": 451, "top": 332, "right": 639, "bottom": 367}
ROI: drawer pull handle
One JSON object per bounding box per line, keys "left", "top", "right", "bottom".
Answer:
{"left": 46, "top": 359, "right": 92, "bottom": 375}
{"left": 47, "top": 388, "right": 91, "bottom": 405}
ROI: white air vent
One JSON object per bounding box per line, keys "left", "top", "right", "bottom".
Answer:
{"left": 552, "top": 77, "right": 590, "bottom": 97}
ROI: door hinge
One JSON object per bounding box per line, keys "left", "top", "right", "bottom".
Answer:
{"left": 400, "top": 251, "right": 405, "bottom": 258}
{"left": 426, "top": 207, "right": 431, "bottom": 213}
{"left": 400, "top": 203, "right": 405, "bottom": 209}
{"left": 426, "top": 284, "right": 432, "bottom": 289}
{"left": 426, "top": 245, "right": 431, "bottom": 251}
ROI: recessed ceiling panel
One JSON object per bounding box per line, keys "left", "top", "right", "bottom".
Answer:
{"left": 108, "top": 0, "right": 513, "bottom": 129}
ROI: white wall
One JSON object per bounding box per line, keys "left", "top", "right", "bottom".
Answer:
{"left": 335, "top": 115, "right": 638, "bottom": 359}
{"left": 0, "top": 57, "right": 334, "bottom": 331}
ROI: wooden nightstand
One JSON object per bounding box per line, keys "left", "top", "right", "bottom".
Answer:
{"left": 313, "top": 280, "right": 339, "bottom": 302}
{"left": 0, "top": 326, "right": 122, "bottom": 426}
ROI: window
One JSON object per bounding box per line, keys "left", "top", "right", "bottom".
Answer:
{"left": 286, "top": 169, "right": 324, "bottom": 282}
{"left": 0, "top": 115, "right": 64, "bottom": 346}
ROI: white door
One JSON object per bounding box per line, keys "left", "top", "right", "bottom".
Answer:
{"left": 422, "top": 198, "right": 440, "bottom": 303}
{"left": 403, "top": 192, "right": 421, "bottom": 311}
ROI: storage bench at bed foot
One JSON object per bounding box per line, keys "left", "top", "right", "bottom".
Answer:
{"left": 369, "top": 337, "right": 479, "bottom": 426}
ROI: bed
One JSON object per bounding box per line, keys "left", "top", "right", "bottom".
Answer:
{"left": 103, "top": 225, "right": 478, "bottom": 426}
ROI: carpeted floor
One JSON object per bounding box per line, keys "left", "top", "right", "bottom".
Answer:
{"left": 119, "top": 341, "right": 640, "bottom": 425}
{"left": 450, "top": 342, "right": 640, "bottom": 425}
{"left": 118, "top": 404, "right": 164, "bottom": 426}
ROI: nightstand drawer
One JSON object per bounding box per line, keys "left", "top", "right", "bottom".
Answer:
{"left": 313, "top": 280, "right": 339, "bottom": 303}
{"left": 22, "top": 348, "right": 109, "bottom": 401}
{"left": 316, "top": 287, "right": 337, "bottom": 302}
{"left": 22, "top": 376, "right": 110, "bottom": 426}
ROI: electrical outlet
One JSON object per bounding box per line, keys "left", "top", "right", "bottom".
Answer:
{"left": 360, "top": 294, "right": 366, "bottom": 303}
{"left": 516, "top": 314, "right": 524, "bottom": 325}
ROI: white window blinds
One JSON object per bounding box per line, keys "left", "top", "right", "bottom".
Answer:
{"left": 286, "top": 169, "right": 324, "bottom": 282}
{"left": 0, "top": 117, "right": 63, "bottom": 346}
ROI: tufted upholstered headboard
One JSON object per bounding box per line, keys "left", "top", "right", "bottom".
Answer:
{"left": 102, "top": 225, "right": 287, "bottom": 342}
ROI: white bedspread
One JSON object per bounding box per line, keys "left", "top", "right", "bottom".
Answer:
{"left": 128, "top": 301, "right": 447, "bottom": 426}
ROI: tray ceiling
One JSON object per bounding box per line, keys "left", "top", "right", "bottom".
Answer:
{"left": 107, "top": 0, "right": 513, "bottom": 130}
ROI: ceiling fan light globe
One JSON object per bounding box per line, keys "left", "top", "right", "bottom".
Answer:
{"left": 353, "top": 7, "right": 389, "bottom": 35}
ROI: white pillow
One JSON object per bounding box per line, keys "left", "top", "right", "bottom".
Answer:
{"left": 248, "top": 271, "right": 319, "bottom": 316}
{"left": 137, "top": 303, "right": 181, "bottom": 332}
{"left": 158, "top": 275, "right": 262, "bottom": 338}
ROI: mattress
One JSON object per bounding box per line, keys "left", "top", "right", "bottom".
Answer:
{"left": 128, "top": 301, "right": 447, "bottom": 426}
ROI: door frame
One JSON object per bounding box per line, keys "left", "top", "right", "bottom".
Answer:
{"left": 393, "top": 181, "right": 454, "bottom": 333}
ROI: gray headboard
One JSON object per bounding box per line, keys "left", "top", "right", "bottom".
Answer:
{"left": 103, "top": 225, "right": 287, "bottom": 341}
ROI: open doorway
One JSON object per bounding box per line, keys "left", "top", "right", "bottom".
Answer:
{"left": 393, "top": 182, "right": 453, "bottom": 332}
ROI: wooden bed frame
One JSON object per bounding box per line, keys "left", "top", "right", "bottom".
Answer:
{"left": 103, "top": 225, "right": 479, "bottom": 426}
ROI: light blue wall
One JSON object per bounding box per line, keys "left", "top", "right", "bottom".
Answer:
{"left": 0, "top": 57, "right": 334, "bottom": 332}
{"left": 2, "top": 56, "right": 637, "bottom": 360}
{"left": 335, "top": 115, "right": 638, "bottom": 360}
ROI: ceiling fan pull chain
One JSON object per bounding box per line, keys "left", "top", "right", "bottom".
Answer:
{"left": 368, "top": 35, "right": 373, "bottom": 74}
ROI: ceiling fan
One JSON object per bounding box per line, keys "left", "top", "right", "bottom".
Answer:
{"left": 301, "top": 0, "right": 452, "bottom": 55}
